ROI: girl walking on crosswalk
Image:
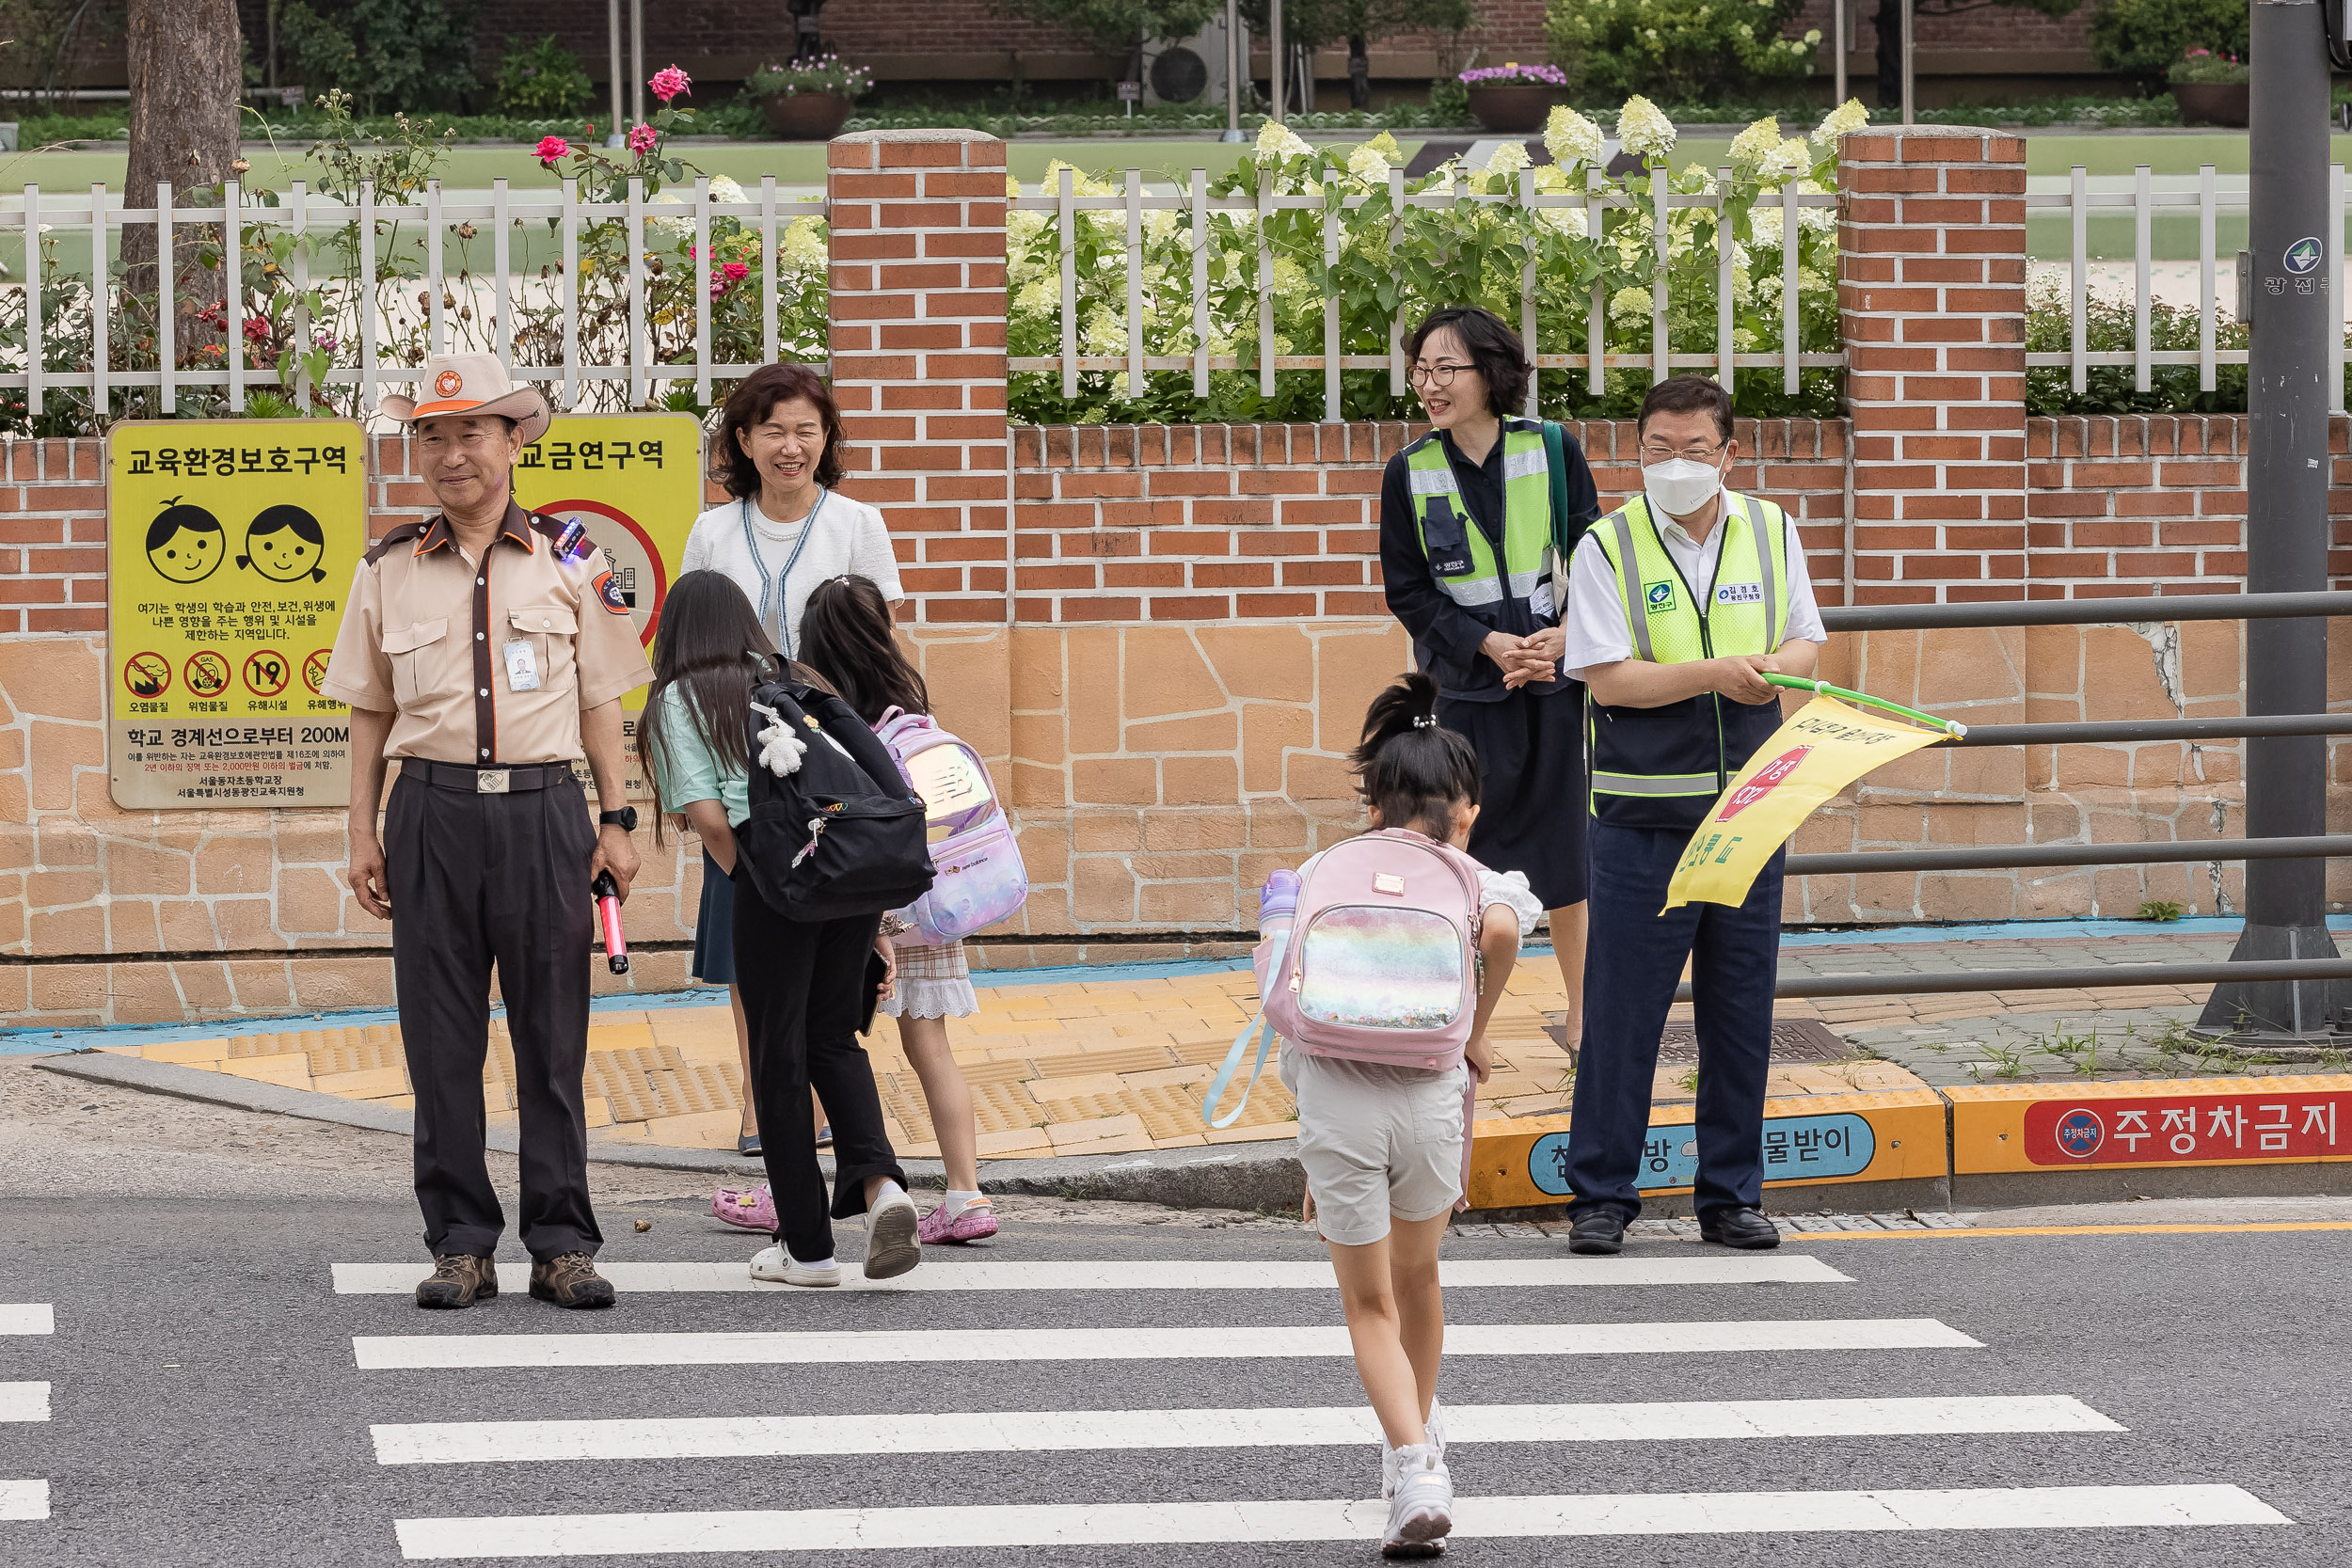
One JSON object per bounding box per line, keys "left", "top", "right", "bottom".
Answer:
{"left": 1277, "top": 673, "right": 1539, "bottom": 1556}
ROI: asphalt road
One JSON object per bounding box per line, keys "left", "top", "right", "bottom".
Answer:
{"left": 3, "top": 1056, "right": 2349, "bottom": 1567}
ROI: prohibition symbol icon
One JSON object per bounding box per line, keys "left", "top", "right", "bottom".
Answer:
{"left": 123, "top": 652, "right": 171, "bottom": 698}
{"left": 185, "top": 651, "right": 231, "bottom": 697}
{"left": 244, "top": 648, "right": 293, "bottom": 697}
{"left": 302, "top": 649, "right": 332, "bottom": 695}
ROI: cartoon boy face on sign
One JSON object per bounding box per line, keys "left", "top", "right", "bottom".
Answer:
{"left": 145, "top": 498, "right": 227, "bottom": 585}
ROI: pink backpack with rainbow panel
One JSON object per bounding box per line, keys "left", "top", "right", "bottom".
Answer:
{"left": 873, "top": 706, "right": 1028, "bottom": 945}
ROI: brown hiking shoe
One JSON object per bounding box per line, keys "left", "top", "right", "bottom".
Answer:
{"left": 415, "top": 1253, "right": 498, "bottom": 1309}
{"left": 529, "top": 1251, "right": 615, "bottom": 1309}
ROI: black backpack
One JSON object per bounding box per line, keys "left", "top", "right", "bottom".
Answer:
{"left": 734, "top": 677, "right": 935, "bottom": 922}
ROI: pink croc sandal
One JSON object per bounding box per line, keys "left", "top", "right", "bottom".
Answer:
{"left": 711, "top": 1185, "right": 776, "bottom": 1232}
{"left": 918, "top": 1198, "right": 998, "bottom": 1245}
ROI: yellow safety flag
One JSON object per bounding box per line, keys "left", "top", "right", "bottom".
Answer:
{"left": 1663, "top": 694, "right": 1949, "bottom": 911}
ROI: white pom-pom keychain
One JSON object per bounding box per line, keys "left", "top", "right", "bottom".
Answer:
{"left": 749, "top": 701, "right": 809, "bottom": 777}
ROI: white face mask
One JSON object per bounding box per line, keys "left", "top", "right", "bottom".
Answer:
{"left": 1642, "top": 455, "right": 1726, "bottom": 519}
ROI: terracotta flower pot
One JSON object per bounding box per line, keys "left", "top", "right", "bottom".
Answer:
{"left": 2170, "top": 82, "right": 2249, "bottom": 128}
{"left": 761, "top": 91, "right": 854, "bottom": 140}
{"left": 1464, "top": 82, "right": 1555, "bottom": 135}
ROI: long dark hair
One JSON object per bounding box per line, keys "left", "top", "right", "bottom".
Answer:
{"left": 1350, "top": 672, "right": 1483, "bottom": 839}
{"left": 711, "top": 362, "right": 848, "bottom": 499}
{"left": 639, "top": 569, "right": 790, "bottom": 846}
{"left": 797, "top": 574, "right": 928, "bottom": 726}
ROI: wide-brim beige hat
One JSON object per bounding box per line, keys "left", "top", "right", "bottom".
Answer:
{"left": 380, "top": 353, "right": 551, "bottom": 447}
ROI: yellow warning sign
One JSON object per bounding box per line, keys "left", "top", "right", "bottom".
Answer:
{"left": 106, "top": 420, "right": 368, "bottom": 809}
{"left": 511, "top": 413, "right": 704, "bottom": 800}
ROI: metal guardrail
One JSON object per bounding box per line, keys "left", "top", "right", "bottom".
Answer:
{"left": 1767, "top": 591, "right": 2352, "bottom": 1014}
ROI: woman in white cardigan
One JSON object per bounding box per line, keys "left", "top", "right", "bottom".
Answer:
{"left": 682, "top": 362, "right": 903, "bottom": 659}
{"left": 680, "top": 362, "right": 902, "bottom": 1166}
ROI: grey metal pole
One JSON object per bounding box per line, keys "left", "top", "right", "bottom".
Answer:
{"left": 629, "top": 0, "right": 644, "bottom": 127}
{"left": 1223, "top": 0, "right": 1244, "bottom": 141}
{"left": 606, "top": 0, "right": 626, "bottom": 147}
{"left": 1270, "top": 0, "right": 1284, "bottom": 122}
{"left": 1899, "top": 0, "right": 1915, "bottom": 124}
{"left": 2201, "top": 0, "right": 2346, "bottom": 1040}
{"left": 1834, "top": 0, "right": 1847, "bottom": 105}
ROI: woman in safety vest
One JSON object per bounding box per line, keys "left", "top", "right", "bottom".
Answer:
{"left": 1378, "top": 306, "right": 1601, "bottom": 1034}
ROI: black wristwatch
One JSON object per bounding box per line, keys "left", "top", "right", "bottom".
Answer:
{"left": 598, "top": 807, "right": 639, "bottom": 832}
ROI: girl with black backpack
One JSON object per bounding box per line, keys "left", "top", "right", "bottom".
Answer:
{"left": 641, "top": 569, "right": 924, "bottom": 1285}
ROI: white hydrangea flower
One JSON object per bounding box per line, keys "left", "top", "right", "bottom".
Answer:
{"left": 1733, "top": 326, "right": 1758, "bottom": 350}
{"left": 1608, "top": 285, "right": 1653, "bottom": 323}
{"left": 1013, "top": 274, "right": 1060, "bottom": 312}
{"left": 1750, "top": 205, "right": 1784, "bottom": 248}
{"left": 1812, "top": 97, "right": 1869, "bottom": 147}
{"left": 1270, "top": 256, "right": 1315, "bottom": 297}
{"left": 1544, "top": 105, "right": 1603, "bottom": 170}
{"left": 780, "top": 215, "right": 828, "bottom": 268}
{"left": 708, "top": 175, "right": 748, "bottom": 206}
{"left": 1763, "top": 137, "right": 1811, "bottom": 182}
{"left": 1615, "top": 95, "right": 1677, "bottom": 159}
{"left": 1482, "top": 138, "right": 1532, "bottom": 181}
{"left": 647, "top": 191, "right": 689, "bottom": 239}
{"left": 1796, "top": 179, "right": 1838, "bottom": 234}
{"left": 1007, "top": 208, "right": 1047, "bottom": 245}
{"left": 1081, "top": 313, "right": 1127, "bottom": 356}
{"left": 1542, "top": 205, "right": 1590, "bottom": 238}
{"left": 1726, "top": 116, "right": 1783, "bottom": 166}
{"left": 1255, "top": 120, "right": 1312, "bottom": 166}
{"left": 1347, "top": 141, "right": 1391, "bottom": 182}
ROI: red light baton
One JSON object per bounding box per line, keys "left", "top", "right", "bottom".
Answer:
{"left": 592, "top": 870, "right": 629, "bottom": 974}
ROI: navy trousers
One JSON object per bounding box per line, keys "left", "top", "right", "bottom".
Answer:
{"left": 1564, "top": 821, "right": 1785, "bottom": 1221}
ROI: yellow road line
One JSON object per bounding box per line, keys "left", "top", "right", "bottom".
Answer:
{"left": 1792, "top": 1221, "right": 2352, "bottom": 1240}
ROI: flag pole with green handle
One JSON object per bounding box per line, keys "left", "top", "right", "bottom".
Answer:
{"left": 1763, "top": 673, "right": 1969, "bottom": 739}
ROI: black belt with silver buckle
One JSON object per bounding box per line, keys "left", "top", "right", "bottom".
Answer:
{"left": 404, "top": 760, "right": 572, "bottom": 795}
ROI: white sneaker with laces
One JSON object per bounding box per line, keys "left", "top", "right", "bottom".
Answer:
{"left": 1380, "top": 1401, "right": 1449, "bottom": 1498}
{"left": 863, "top": 1184, "right": 921, "bottom": 1279}
{"left": 750, "top": 1245, "right": 840, "bottom": 1287}
{"left": 1381, "top": 1444, "right": 1454, "bottom": 1558}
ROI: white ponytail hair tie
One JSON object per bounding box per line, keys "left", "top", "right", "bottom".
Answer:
{"left": 1412, "top": 713, "right": 1438, "bottom": 729}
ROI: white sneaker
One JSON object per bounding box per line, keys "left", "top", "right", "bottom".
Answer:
{"left": 1381, "top": 1401, "right": 1448, "bottom": 1498}
{"left": 1381, "top": 1444, "right": 1454, "bottom": 1558}
{"left": 863, "top": 1186, "right": 921, "bottom": 1280}
{"left": 750, "top": 1244, "right": 840, "bottom": 1287}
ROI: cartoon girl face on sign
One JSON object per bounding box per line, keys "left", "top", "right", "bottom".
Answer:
{"left": 237, "top": 504, "right": 329, "bottom": 585}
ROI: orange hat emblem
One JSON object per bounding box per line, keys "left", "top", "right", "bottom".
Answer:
{"left": 434, "top": 370, "right": 464, "bottom": 398}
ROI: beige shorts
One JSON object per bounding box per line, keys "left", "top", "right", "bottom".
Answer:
{"left": 1281, "top": 1046, "right": 1469, "bottom": 1247}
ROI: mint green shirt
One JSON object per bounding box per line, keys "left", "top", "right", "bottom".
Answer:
{"left": 649, "top": 689, "right": 750, "bottom": 829}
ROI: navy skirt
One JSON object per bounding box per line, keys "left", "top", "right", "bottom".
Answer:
{"left": 1438, "top": 684, "right": 1590, "bottom": 911}
{"left": 691, "top": 847, "right": 739, "bottom": 987}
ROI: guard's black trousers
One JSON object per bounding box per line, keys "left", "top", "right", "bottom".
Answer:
{"left": 732, "top": 875, "right": 907, "bottom": 1265}
{"left": 386, "top": 766, "right": 602, "bottom": 1262}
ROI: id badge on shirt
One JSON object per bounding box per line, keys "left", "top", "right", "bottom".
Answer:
{"left": 1529, "top": 579, "right": 1556, "bottom": 621}
{"left": 502, "top": 639, "right": 541, "bottom": 692}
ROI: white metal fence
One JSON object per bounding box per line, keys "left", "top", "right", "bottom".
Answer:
{"left": 0, "top": 176, "right": 829, "bottom": 420}
{"left": 1007, "top": 166, "right": 1845, "bottom": 422}
{"left": 2027, "top": 162, "right": 2348, "bottom": 409}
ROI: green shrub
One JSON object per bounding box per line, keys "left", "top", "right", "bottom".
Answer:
{"left": 497, "top": 37, "right": 596, "bottom": 119}
{"left": 2167, "top": 46, "right": 2248, "bottom": 84}
{"left": 1547, "top": 0, "right": 1820, "bottom": 103}
{"left": 2090, "top": 0, "right": 2249, "bottom": 91}
{"left": 1427, "top": 74, "right": 1470, "bottom": 122}
{"left": 2024, "top": 280, "right": 2251, "bottom": 415}
{"left": 278, "top": 0, "right": 479, "bottom": 114}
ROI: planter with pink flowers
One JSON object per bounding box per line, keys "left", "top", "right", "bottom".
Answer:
{"left": 1459, "top": 62, "right": 1565, "bottom": 135}
{"left": 752, "top": 54, "right": 873, "bottom": 141}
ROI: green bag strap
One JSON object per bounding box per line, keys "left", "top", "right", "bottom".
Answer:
{"left": 1542, "top": 420, "right": 1578, "bottom": 563}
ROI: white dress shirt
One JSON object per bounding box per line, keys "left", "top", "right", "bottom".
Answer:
{"left": 1561, "top": 494, "right": 1826, "bottom": 680}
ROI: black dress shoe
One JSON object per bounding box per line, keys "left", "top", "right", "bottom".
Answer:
{"left": 1698, "top": 1207, "right": 1782, "bottom": 1249}
{"left": 1566, "top": 1209, "right": 1627, "bottom": 1256}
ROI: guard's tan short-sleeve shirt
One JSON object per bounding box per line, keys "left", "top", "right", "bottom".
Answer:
{"left": 321, "top": 500, "right": 651, "bottom": 764}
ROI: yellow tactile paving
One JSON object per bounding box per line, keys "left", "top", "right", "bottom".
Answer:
{"left": 120, "top": 949, "right": 2075, "bottom": 1162}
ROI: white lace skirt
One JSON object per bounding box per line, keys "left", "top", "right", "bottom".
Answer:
{"left": 881, "top": 937, "right": 978, "bottom": 1020}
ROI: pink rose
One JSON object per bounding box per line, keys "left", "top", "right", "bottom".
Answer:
{"left": 243, "top": 316, "right": 271, "bottom": 344}
{"left": 535, "top": 135, "right": 569, "bottom": 166}
{"left": 722, "top": 261, "right": 749, "bottom": 281}
{"left": 628, "top": 122, "right": 658, "bottom": 156}
{"left": 649, "top": 65, "right": 691, "bottom": 103}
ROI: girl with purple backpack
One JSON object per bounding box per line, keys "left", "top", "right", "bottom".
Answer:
{"left": 1274, "top": 671, "right": 1536, "bottom": 1556}
{"left": 797, "top": 574, "right": 997, "bottom": 1244}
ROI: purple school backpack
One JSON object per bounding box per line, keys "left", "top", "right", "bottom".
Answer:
{"left": 873, "top": 706, "right": 1028, "bottom": 944}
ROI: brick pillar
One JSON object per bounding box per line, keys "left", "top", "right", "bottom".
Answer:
{"left": 1837, "top": 125, "right": 2028, "bottom": 605}
{"left": 824, "top": 129, "right": 1012, "bottom": 769}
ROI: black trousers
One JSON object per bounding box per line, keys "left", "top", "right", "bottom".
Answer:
{"left": 386, "top": 768, "right": 601, "bottom": 1262}
{"left": 733, "top": 876, "right": 907, "bottom": 1263}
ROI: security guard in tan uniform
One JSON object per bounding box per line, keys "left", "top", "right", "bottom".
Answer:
{"left": 323, "top": 354, "right": 652, "bottom": 1310}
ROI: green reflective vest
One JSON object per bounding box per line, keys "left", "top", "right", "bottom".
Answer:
{"left": 1404, "top": 421, "right": 1557, "bottom": 625}
{"left": 1586, "top": 491, "right": 1795, "bottom": 829}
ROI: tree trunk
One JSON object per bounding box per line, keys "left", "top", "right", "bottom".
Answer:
{"left": 1873, "top": 0, "right": 1902, "bottom": 111}
{"left": 122, "top": 0, "right": 241, "bottom": 395}
{"left": 1348, "top": 33, "right": 1370, "bottom": 109}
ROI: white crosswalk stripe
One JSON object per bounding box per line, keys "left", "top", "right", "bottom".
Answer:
{"left": 0, "top": 1481, "right": 50, "bottom": 1523}
{"left": 339, "top": 1251, "right": 2290, "bottom": 1560}
{"left": 0, "top": 1307, "right": 53, "bottom": 1337}
{"left": 353, "top": 1316, "right": 1980, "bottom": 1370}
{"left": 373, "top": 1393, "right": 2122, "bottom": 1465}
{"left": 392, "top": 1484, "right": 2290, "bottom": 1558}
{"left": 334, "top": 1255, "right": 1851, "bottom": 1293}
{"left": 0, "top": 1385, "right": 49, "bottom": 1423}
